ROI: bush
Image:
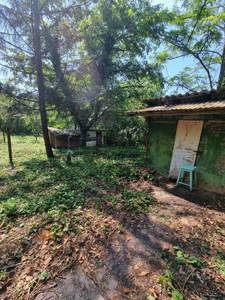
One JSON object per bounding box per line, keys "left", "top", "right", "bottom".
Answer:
{"left": 103, "top": 116, "right": 147, "bottom": 147}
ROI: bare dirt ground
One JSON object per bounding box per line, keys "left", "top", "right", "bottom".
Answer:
{"left": 1, "top": 171, "right": 225, "bottom": 300}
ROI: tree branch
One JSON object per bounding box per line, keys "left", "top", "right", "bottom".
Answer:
{"left": 187, "top": 0, "right": 207, "bottom": 45}
{"left": 0, "top": 83, "right": 39, "bottom": 110}
{"left": 0, "top": 8, "right": 33, "bottom": 53}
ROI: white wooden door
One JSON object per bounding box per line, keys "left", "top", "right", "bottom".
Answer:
{"left": 169, "top": 120, "right": 203, "bottom": 177}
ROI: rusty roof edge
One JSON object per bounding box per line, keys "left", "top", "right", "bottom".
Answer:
{"left": 144, "top": 88, "right": 225, "bottom": 106}
{"left": 125, "top": 100, "right": 225, "bottom": 116}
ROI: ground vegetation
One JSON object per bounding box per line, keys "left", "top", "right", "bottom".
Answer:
{"left": 0, "top": 136, "right": 225, "bottom": 300}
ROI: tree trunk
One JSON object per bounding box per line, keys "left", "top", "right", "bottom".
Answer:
{"left": 6, "top": 125, "right": 13, "bottom": 167}
{"left": 16, "top": 117, "right": 19, "bottom": 135}
{"left": 3, "top": 123, "right": 6, "bottom": 143}
{"left": 80, "top": 126, "right": 88, "bottom": 147}
{"left": 33, "top": 0, "right": 53, "bottom": 158}
{"left": 217, "top": 40, "right": 225, "bottom": 90}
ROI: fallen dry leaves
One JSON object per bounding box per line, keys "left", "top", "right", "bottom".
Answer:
{"left": 0, "top": 175, "right": 225, "bottom": 300}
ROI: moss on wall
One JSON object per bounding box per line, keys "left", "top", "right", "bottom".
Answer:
{"left": 196, "top": 119, "right": 225, "bottom": 191}
{"left": 146, "top": 117, "right": 177, "bottom": 175}
{"left": 145, "top": 115, "right": 225, "bottom": 194}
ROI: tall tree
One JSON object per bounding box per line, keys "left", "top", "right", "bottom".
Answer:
{"left": 1, "top": 0, "right": 165, "bottom": 149}
{"left": 0, "top": 0, "right": 68, "bottom": 157}
{"left": 32, "top": 0, "right": 53, "bottom": 157}
{"left": 149, "top": 0, "right": 225, "bottom": 92}
{"left": 0, "top": 83, "right": 22, "bottom": 167}
{"left": 44, "top": 0, "right": 164, "bottom": 144}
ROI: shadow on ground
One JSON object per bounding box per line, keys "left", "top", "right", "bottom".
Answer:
{"left": 34, "top": 180, "right": 225, "bottom": 300}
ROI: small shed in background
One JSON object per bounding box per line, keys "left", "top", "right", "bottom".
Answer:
{"left": 86, "top": 130, "right": 103, "bottom": 147}
{"left": 48, "top": 127, "right": 102, "bottom": 149}
{"left": 127, "top": 88, "right": 225, "bottom": 195}
{"left": 48, "top": 128, "right": 81, "bottom": 149}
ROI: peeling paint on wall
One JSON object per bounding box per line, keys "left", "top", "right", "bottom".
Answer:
{"left": 196, "top": 119, "right": 225, "bottom": 191}
{"left": 146, "top": 115, "right": 225, "bottom": 194}
{"left": 169, "top": 120, "right": 203, "bottom": 177}
{"left": 146, "top": 117, "right": 177, "bottom": 175}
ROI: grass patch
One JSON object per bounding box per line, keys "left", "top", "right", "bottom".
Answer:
{"left": 0, "top": 135, "right": 152, "bottom": 226}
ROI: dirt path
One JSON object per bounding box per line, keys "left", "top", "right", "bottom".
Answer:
{"left": 32, "top": 178, "right": 225, "bottom": 300}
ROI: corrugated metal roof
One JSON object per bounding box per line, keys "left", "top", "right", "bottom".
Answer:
{"left": 127, "top": 100, "right": 225, "bottom": 116}
{"left": 126, "top": 88, "right": 225, "bottom": 116}
{"left": 144, "top": 88, "right": 225, "bottom": 107}
{"left": 48, "top": 127, "right": 81, "bottom": 137}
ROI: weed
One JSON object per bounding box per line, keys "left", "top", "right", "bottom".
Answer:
{"left": 145, "top": 292, "right": 156, "bottom": 300}
{"left": 0, "top": 138, "right": 151, "bottom": 244}
{"left": 215, "top": 228, "right": 223, "bottom": 234}
{"left": 63, "top": 222, "right": 70, "bottom": 232}
{"left": 102, "top": 223, "right": 108, "bottom": 235}
{"left": 173, "top": 246, "right": 201, "bottom": 268}
{"left": 176, "top": 251, "right": 185, "bottom": 266}
{"left": 39, "top": 271, "right": 50, "bottom": 281}
{"left": 122, "top": 190, "right": 153, "bottom": 214}
{"left": 214, "top": 252, "right": 225, "bottom": 276}
{"left": 145, "top": 173, "right": 155, "bottom": 181}
{"left": 17, "top": 237, "right": 30, "bottom": 249}
{"left": 162, "top": 215, "right": 171, "bottom": 222}
{"left": 158, "top": 270, "right": 183, "bottom": 300}
{"left": 51, "top": 223, "right": 63, "bottom": 241}
{"left": 161, "top": 249, "right": 172, "bottom": 262}
{"left": 204, "top": 241, "right": 210, "bottom": 250}
{"left": 187, "top": 256, "right": 202, "bottom": 268}
{"left": 0, "top": 269, "right": 7, "bottom": 281}
{"left": 96, "top": 260, "right": 102, "bottom": 266}
{"left": 117, "top": 225, "right": 123, "bottom": 233}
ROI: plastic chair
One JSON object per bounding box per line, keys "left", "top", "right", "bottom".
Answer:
{"left": 176, "top": 165, "right": 197, "bottom": 191}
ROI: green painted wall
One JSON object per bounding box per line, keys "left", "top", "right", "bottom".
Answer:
{"left": 146, "top": 117, "right": 177, "bottom": 175}
{"left": 196, "top": 119, "right": 225, "bottom": 192}
{"left": 146, "top": 115, "right": 225, "bottom": 194}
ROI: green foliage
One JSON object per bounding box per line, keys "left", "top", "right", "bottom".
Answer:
{"left": 122, "top": 189, "right": 153, "bottom": 214}
{"left": 42, "top": 0, "right": 163, "bottom": 145}
{"left": 103, "top": 115, "right": 148, "bottom": 147}
{"left": 0, "top": 270, "right": 7, "bottom": 281}
{"left": 204, "top": 241, "right": 210, "bottom": 250}
{"left": 0, "top": 136, "right": 151, "bottom": 224}
{"left": 38, "top": 271, "right": 50, "bottom": 281}
{"left": 153, "top": 0, "right": 225, "bottom": 91}
{"left": 214, "top": 251, "right": 225, "bottom": 276}
{"left": 164, "top": 269, "right": 175, "bottom": 281}
{"left": 145, "top": 293, "right": 156, "bottom": 300}
{"left": 187, "top": 256, "right": 202, "bottom": 268}
{"left": 158, "top": 270, "right": 183, "bottom": 300}
{"left": 161, "top": 249, "right": 172, "bottom": 262}
{"left": 51, "top": 223, "right": 63, "bottom": 242}
{"left": 102, "top": 223, "right": 108, "bottom": 235}
{"left": 172, "top": 289, "right": 183, "bottom": 300}
{"left": 79, "top": 0, "right": 163, "bottom": 84}
{"left": 173, "top": 246, "right": 202, "bottom": 268}
{"left": 1, "top": 0, "right": 164, "bottom": 153}
{"left": 117, "top": 225, "right": 123, "bottom": 233}
{"left": 176, "top": 251, "right": 185, "bottom": 266}
{"left": 0, "top": 85, "right": 42, "bottom": 137}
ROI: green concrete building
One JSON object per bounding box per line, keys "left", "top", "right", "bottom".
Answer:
{"left": 128, "top": 89, "right": 225, "bottom": 195}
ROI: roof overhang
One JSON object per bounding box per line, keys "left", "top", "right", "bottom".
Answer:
{"left": 126, "top": 101, "right": 225, "bottom": 117}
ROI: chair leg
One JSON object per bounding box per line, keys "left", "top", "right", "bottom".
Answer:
{"left": 176, "top": 169, "right": 182, "bottom": 186}
{"left": 194, "top": 170, "right": 197, "bottom": 187}
{"left": 180, "top": 170, "right": 184, "bottom": 182}
{"left": 190, "top": 171, "right": 193, "bottom": 191}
